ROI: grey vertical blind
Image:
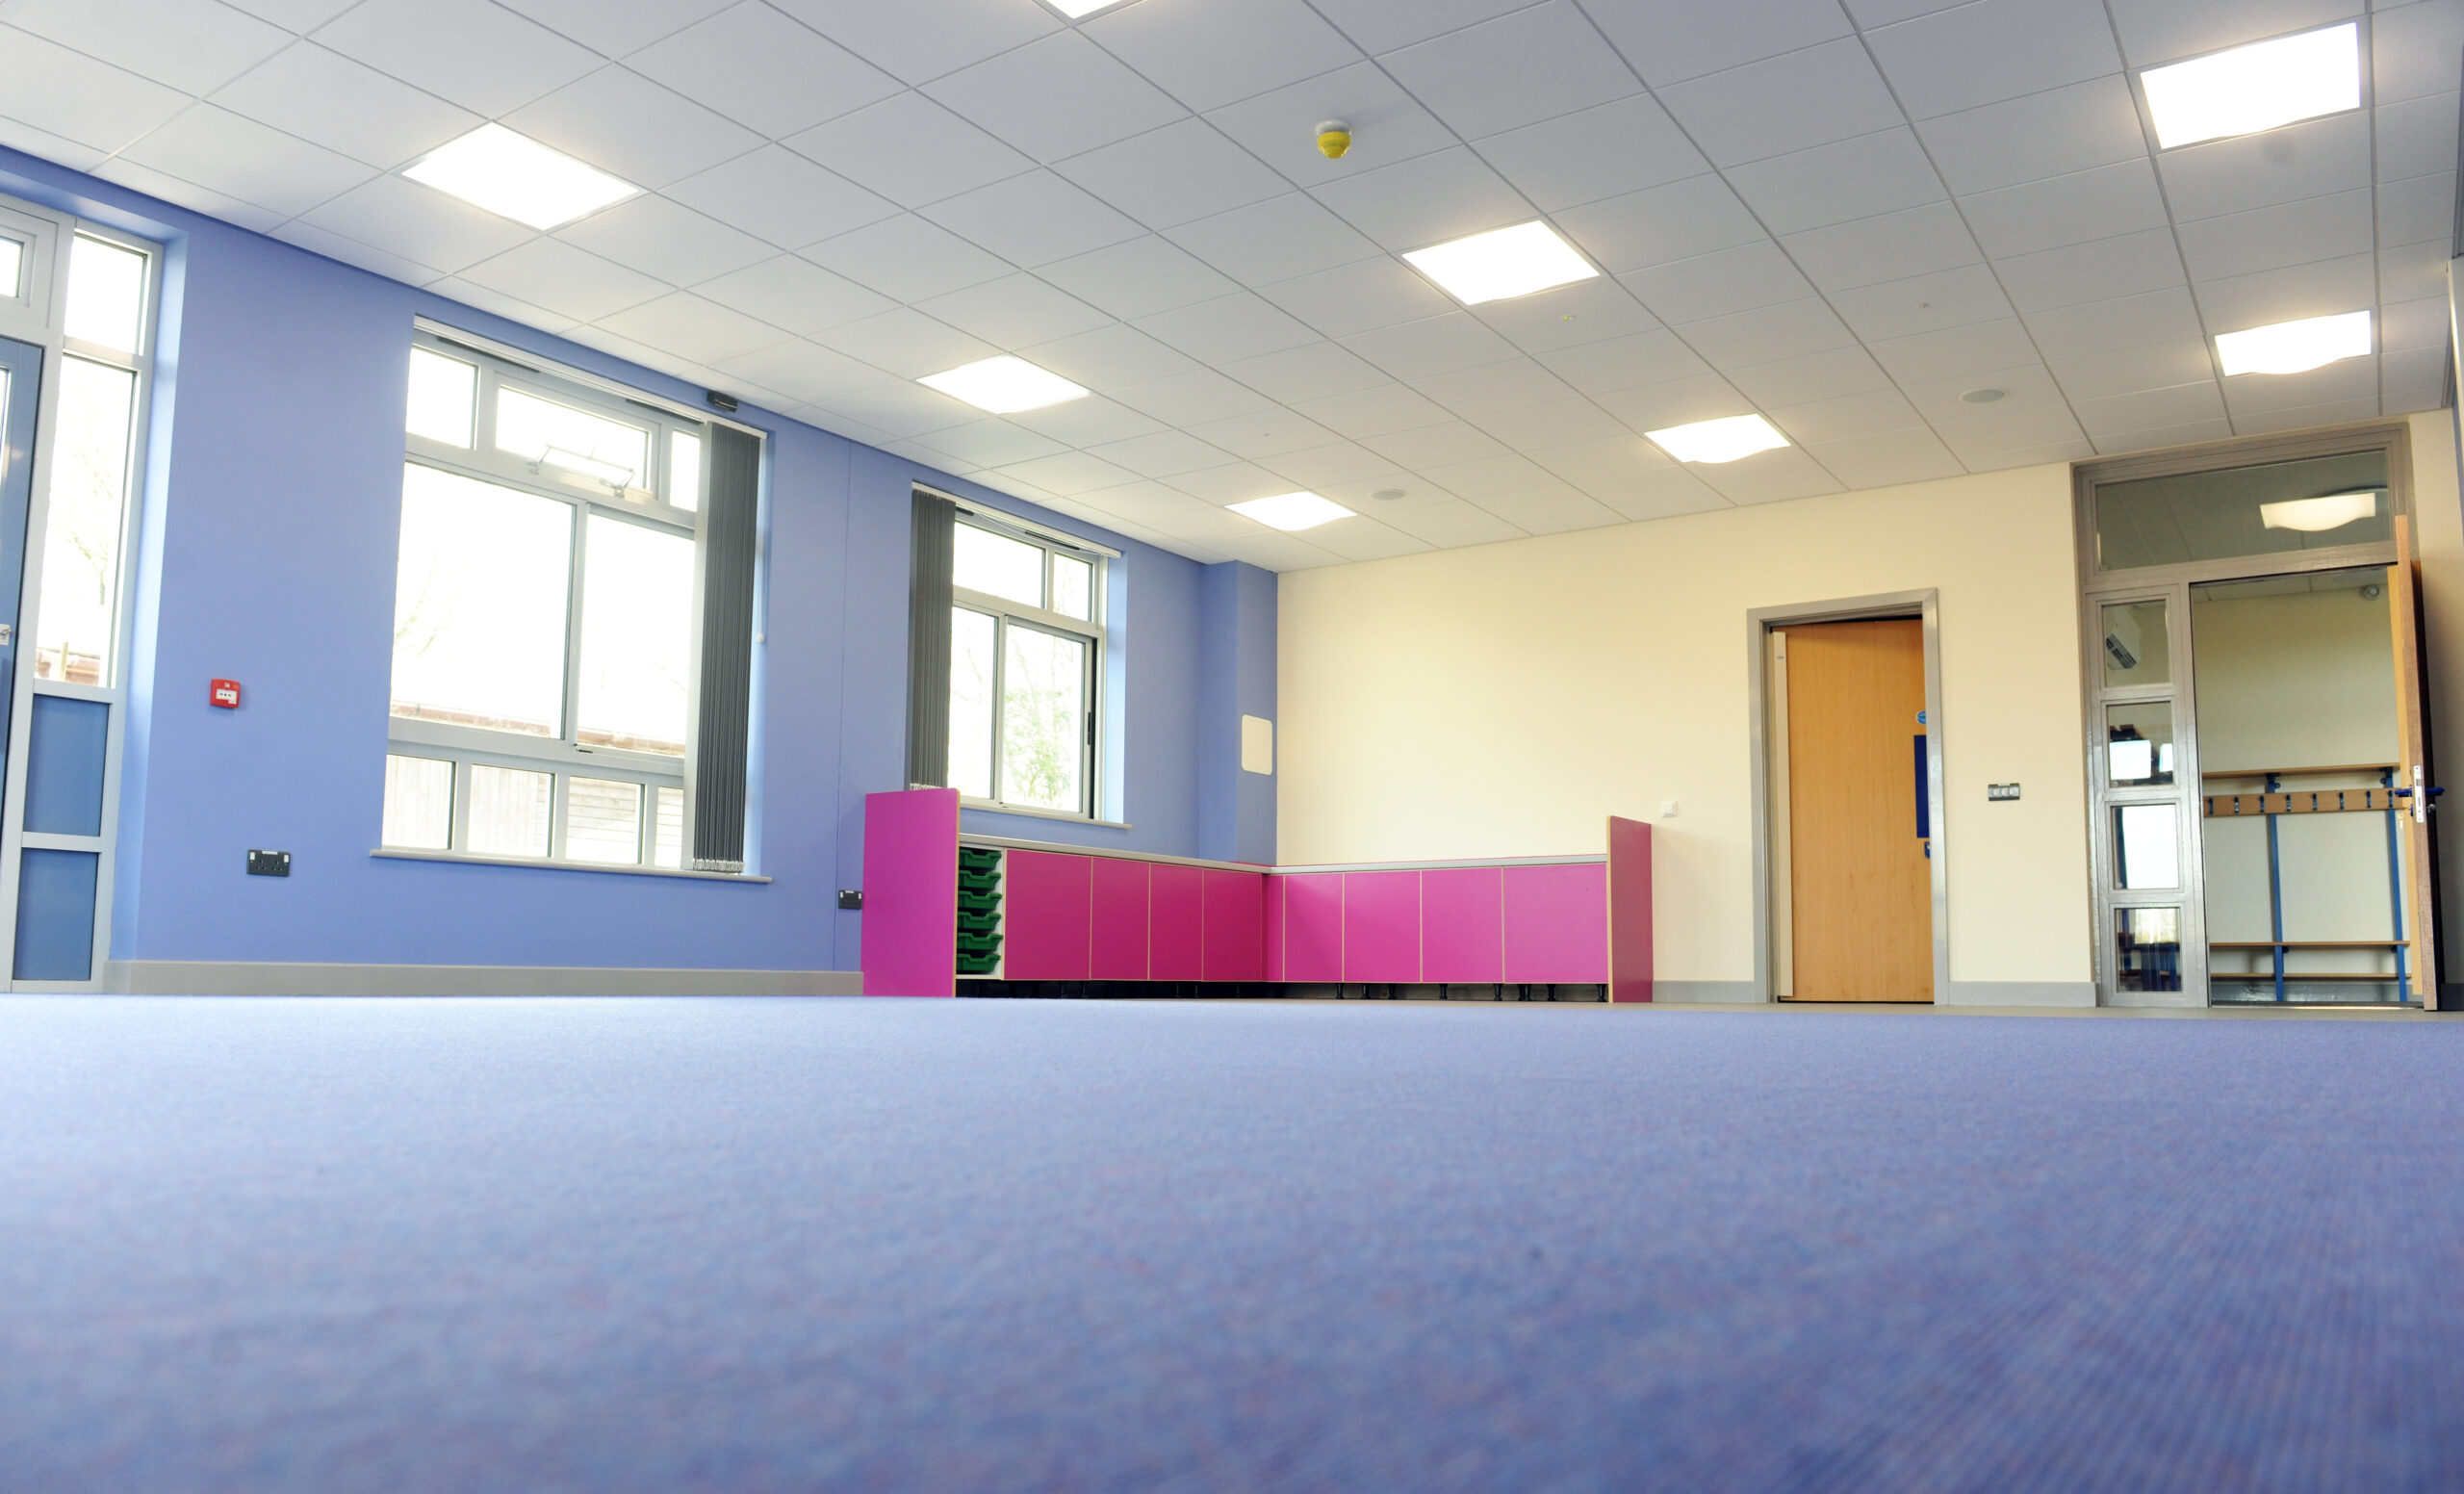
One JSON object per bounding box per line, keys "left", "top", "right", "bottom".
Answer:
{"left": 692, "top": 425, "right": 760, "bottom": 872}
{"left": 907, "top": 489, "right": 956, "bottom": 789}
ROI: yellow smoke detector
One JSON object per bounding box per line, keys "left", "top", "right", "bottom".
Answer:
{"left": 1316, "top": 120, "right": 1351, "bottom": 160}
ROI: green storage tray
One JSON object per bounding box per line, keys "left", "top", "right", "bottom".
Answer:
{"left": 958, "top": 869, "right": 1000, "bottom": 893}
{"left": 957, "top": 930, "right": 1003, "bottom": 956}
{"left": 959, "top": 889, "right": 1000, "bottom": 914}
{"left": 957, "top": 952, "right": 1000, "bottom": 975}
{"left": 958, "top": 910, "right": 999, "bottom": 936}
{"left": 959, "top": 847, "right": 1002, "bottom": 870}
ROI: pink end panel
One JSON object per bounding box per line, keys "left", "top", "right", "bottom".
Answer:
{"left": 1502, "top": 863, "right": 1608, "bottom": 985}
{"left": 1004, "top": 851, "right": 1091, "bottom": 981}
{"left": 1606, "top": 817, "right": 1654, "bottom": 1003}
{"left": 1421, "top": 866, "right": 1504, "bottom": 984}
{"left": 1342, "top": 870, "right": 1422, "bottom": 983}
{"left": 1266, "top": 874, "right": 1287, "bottom": 982}
{"left": 1281, "top": 873, "right": 1344, "bottom": 983}
{"left": 860, "top": 788, "right": 959, "bottom": 997}
{"left": 1090, "top": 857, "right": 1151, "bottom": 982}
{"left": 1149, "top": 863, "right": 1204, "bottom": 981}
{"left": 1202, "top": 869, "right": 1267, "bottom": 982}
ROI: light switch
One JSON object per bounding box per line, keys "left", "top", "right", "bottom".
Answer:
{"left": 1988, "top": 783, "right": 2021, "bottom": 801}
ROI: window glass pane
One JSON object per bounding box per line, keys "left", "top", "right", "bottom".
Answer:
{"left": 381, "top": 755, "right": 453, "bottom": 850}
{"left": 2100, "top": 601, "right": 2169, "bottom": 688}
{"left": 33, "top": 357, "right": 136, "bottom": 685}
{"left": 653, "top": 786, "right": 684, "bottom": 868}
{"left": 496, "top": 386, "right": 649, "bottom": 492}
{"left": 953, "top": 524, "right": 1042, "bottom": 607}
{"left": 467, "top": 764, "right": 552, "bottom": 857}
{"left": 2114, "top": 804, "right": 2181, "bottom": 889}
{"left": 949, "top": 607, "right": 996, "bottom": 799}
{"left": 2105, "top": 702, "right": 2175, "bottom": 786}
{"left": 0, "top": 237, "right": 21, "bottom": 299}
{"left": 1001, "top": 625, "right": 1086, "bottom": 812}
{"left": 2115, "top": 907, "right": 2182, "bottom": 992}
{"left": 565, "top": 776, "right": 643, "bottom": 863}
{"left": 407, "top": 348, "right": 477, "bottom": 448}
{"left": 578, "top": 515, "right": 694, "bottom": 756}
{"left": 2095, "top": 451, "right": 2389, "bottom": 570}
{"left": 64, "top": 236, "right": 145, "bottom": 353}
{"left": 669, "top": 430, "right": 702, "bottom": 512}
{"left": 1052, "top": 554, "right": 1091, "bottom": 621}
{"left": 390, "top": 464, "right": 573, "bottom": 738}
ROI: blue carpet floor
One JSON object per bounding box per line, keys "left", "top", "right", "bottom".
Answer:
{"left": 4, "top": 996, "right": 2462, "bottom": 1492}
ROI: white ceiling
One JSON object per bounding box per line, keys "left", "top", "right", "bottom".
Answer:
{"left": 1, "top": 0, "right": 2456, "bottom": 570}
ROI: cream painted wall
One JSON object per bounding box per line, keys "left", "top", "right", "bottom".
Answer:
{"left": 2400, "top": 411, "right": 2464, "bottom": 980}
{"left": 1277, "top": 462, "right": 2092, "bottom": 987}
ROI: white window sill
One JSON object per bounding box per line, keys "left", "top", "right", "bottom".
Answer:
{"left": 371, "top": 848, "right": 770, "bottom": 883}
{"left": 959, "top": 797, "right": 1131, "bottom": 830}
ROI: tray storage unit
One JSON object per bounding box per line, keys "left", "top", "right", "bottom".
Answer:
{"left": 957, "top": 846, "right": 1004, "bottom": 978}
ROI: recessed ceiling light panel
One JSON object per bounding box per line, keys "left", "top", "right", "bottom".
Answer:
{"left": 1044, "top": 0, "right": 1134, "bottom": 14}
{"left": 2141, "top": 23, "right": 2360, "bottom": 149}
{"left": 402, "top": 123, "right": 638, "bottom": 230}
{"left": 1645, "top": 414, "right": 1790, "bottom": 465}
{"left": 1401, "top": 220, "right": 1599, "bottom": 305}
{"left": 2214, "top": 310, "right": 2372, "bottom": 375}
{"left": 1229, "top": 492, "right": 1355, "bottom": 531}
{"left": 2260, "top": 490, "right": 2379, "bottom": 532}
{"left": 918, "top": 356, "right": 1090, "bottom": 414}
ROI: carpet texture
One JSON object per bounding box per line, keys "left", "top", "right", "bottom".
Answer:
{"left": 3, "top": 996, "right": 2461, "bottom": 1492}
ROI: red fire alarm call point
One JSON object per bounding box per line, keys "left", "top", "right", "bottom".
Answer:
{"left": 210, "top": 679, "right": 241, "bottom": 708}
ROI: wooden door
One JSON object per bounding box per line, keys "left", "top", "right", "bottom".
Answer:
{"left": 2390, "top": 517, "right": 2441, "bottom": 1007}
{"left": 1782, "top": 619, "right": 1932, "bottom": 1001}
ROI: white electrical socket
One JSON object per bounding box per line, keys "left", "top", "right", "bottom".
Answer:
{"left": 1660, "top": 799, "right": 1680, "bottom": 818}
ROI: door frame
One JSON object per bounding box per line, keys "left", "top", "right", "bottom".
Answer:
{"left": 1747, "top": 589, "right": 1949, "bottom": 1005}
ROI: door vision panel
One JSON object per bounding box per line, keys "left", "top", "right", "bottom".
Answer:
{"left": 1781, "top": 619, "right": 1932, "bottom": 1002}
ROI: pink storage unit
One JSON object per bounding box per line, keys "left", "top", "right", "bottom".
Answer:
{"left": 860, "top": 788, "right": 960, "bottom": 997}
{"left": 1281, "top": 873, "right": 1344, "bottom": 982}
{"left": 1421, "top": 866, "right": 1505, "bottom": 983}
{"left": 1005, "top": 850, "right": 1091, "bottom": 981}
{"left": 1202, "top": 869, "right": 1266, "bottom": 982}
{"left": 1090, "top": 857, "right": 1151, "bottom": 981}
{"left": 1502, "top": 863, "right": 1608, "bottom": 984}
{"left": 1149, "top": 863, "right": 1205, "bottom": 981}
{"left": 1342, "top": 871, "right": 1421, "bottom": 983}
{"left": 1266, "top": 876, "right": 1287, "bottom": 982}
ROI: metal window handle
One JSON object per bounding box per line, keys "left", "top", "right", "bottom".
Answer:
{"left": 0, "top": 623, "right": 13, "bottom": 646}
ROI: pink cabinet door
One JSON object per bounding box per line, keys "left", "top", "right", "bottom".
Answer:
{"left": 1202, "top": 869, "right": 1266, "bottom": 982}
{"left": 1281, "top": 873, "right": 1343, "bottom": 983}
{"left": 1502, "top": 863, "right": 1607, "bottom": 984}
{"left": 1422, "top": 866, "right": 1504, "bottom": 984}
{"left": 1342, "top": 870, "right": 1420, "bottom": 983}
{"left": 1004, "top": 851, "right": 1091, "bottom": 980}
{"left": 1090, "top": 857, "right": 1150, "bottom": 982}
{"left": 1150, "top": 863, "right": 1204, "bottom": 981}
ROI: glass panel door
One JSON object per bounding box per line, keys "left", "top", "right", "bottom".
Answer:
{"left": 2089, "top": 586, "right": 2205, "bottom": 1005}
{"left": 0, "top": 338, "right": 40, "bottom": 805}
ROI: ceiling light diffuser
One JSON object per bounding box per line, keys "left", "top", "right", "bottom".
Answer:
{"left": 2260, "top": 490, "right": 2379, "bottom": 532}
{"left": 1645, "top": 414, "right": 1790, "bottom": 465}
{"left": 2214, "top": 310, "right": 2372, "bottom": 375}
{"left": 918, "top": 356, "right": 1090, "bottom": 414}
{"left": 2141, "top": 23, "right": 2360, "bottom": 149}
{"left": 1402, "top": 220, "right": 1599, "bottom": 305}
{"left": 1229, "top": 492, "right": 1355, "bottom": 531}
{"left": 402, "top": 124, "right": 638, "bottom": 230}
{"left": 1046, "top": 0, "right": 1134, "bottom": 13}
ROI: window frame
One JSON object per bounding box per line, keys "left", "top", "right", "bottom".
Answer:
{"left": 948, "top": 509, "right": 1108, "bottom": 820}
{"left": 386, "top": 328, "right": 708, "bottom": 868}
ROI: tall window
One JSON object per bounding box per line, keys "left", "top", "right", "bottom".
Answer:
{"left": 383, "top": 330, "right": 709, "bottom": 868}
{"left": 34, "top": 233, "right": 150, "bottom": 686}
{"left": 950, "top": 516, "right": 1103, "bottom": 816}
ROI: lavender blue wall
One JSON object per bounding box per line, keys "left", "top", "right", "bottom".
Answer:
{"left": 0, "top": 147, "right": 1263, "bottom": 976}
{"left": 1198, "top": 561, "right": 1277, "bottom": 865}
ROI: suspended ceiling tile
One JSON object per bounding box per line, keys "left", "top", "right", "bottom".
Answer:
{"left": 314, "top": 0, "right": 601, "bottom": 116}
{"left": 2068, "top": 380, "right": 2229, "bottom": 441}
{"left": 1310, "top": 147, "right": 1531, "bottom": 252}
{"left": 2377, "top": 172, "right": 2457, "bottom": 249}
{"left": 2023, "top": 286, "right": 2206, "bottom": 359}
{"left": 2378, "top": 296, "right": 2453, "bottom": 355}
{"left": 1827, "top": 264, "right": 2018, "bottom": 343}
{"left": 1622, "top": 242, "right": 1816, "bottom": 324}
{"left": 1692, "top": 445, "right": 1846, "bottom": 503}
{"left": 1084, "top": 429, "right": 1243, "bottom": 480}
{"left": 1553, "top": 174, "right": 1768, "bottom": 274}
{"left": 2382, "top": 346, "right": 2450, "bottom": 409}
{"left": 1470, "top": 397, "right": 1630, "bottom": 450}
{"left": 597, "top": 291, "right": 790, "bottom": 366}
{"left": 695, "top": 255, "right": 894, "bottom": 337}
{"left": 1166, "top": 193, "right": 1385, "bottom": 286}
{"left": 2232, "top": 396, "right": 2383, "bottom": 435}
{"left": 555, "top": 193, "right": 776, "bottom": 286}
{"left": 1294, "top": 520, "right": 1436, "bottom": 562}
{"left": 924, "top": 31, "right": 1187, "bottom": 165}
{"left": 1289, "top": 382, "right": 1456, "bottom": 440}
{"left": 504, "top": 66, "right": 764, "bottom": 191}
{"left": 423, "top": 273, "right": 582, "bottom": 335}
{"left": 800, "top": 213, "right": 1014, "bottom": 304}
{"left": 2378, "top": 238, "right": 2454, "bottom": 306}
{"left": 1534, "top": 327, "right": 1718, "bottom": 396}
{"left": 1995, "top": 229, "right": 2187, "bottom": 315}
{"left": 710, "top": 339, "right": 896, "bottom": 407}
{"left": 1256, "top": 257, "right": 1457, "bottom": 339}
{"left": 2373, "top": 1, "right": 2464, "bottom": 106}
{"left": 1135, "top": 292, "right": 1321, "bottom": 364}
{"left": 2374, "top": 92, "right": 2463, "bottom": 185}
{"left": 0, "top": 116, "right": 110, "bottom": 174}
{"left": 1409, "top": 357, "right": 1578, "bottom": 419}
{"left": 1588, "top": 467, "right": 1729, "bottom": 523}
{"left": 214, "top": 42, "right": 482, "bottom": 171}
{"left": 991, "top": 451, "right": 1146, "bottom": 497}
{"left": 1340, "top": 313, "right": 1525, "bottom": 380}
{"left": 1658, "top": 39, "right": 1905, "bottom": 168}
{"left": 1474, "top": 277, "right": 1663, "bottom": 354}
{"left": 1259, "top": 441, "right": 1399, "bottom": 488}
{"left": 916, "top": 274, "right": 1111, "bottom": 350}
{"left": 1003, "top": 394, "right": 1169, "bottom": 447}
{"left": 91, "top": 157, "right": 288, "bottom": 233}
{"left": 1912, "top": 75, "right": 2149, "bottom": 196}
{"left": 1721, "top": 344, "right": 1895, "bottom": 410}
{"left": 766, "top": 0, "right": 1060, "bottom": 86}
{"left": 1864, "top": 0, "right": 2124, "bottom": 121}
{"left": 1958, "top": 159, "right": 2169, "bottom": 258}
{"left": 667, "top": 147, "right": 898, "bottom": 253}
{"left": 1782, "top": 202, "right": 1983, "bottom": 295}
{"left": 1525, "top": 432, "right": 1681, "bottom": 493}
{"left": 225, "top": 0, "right": 359, "bottom": 29}
{"left": 2042, "top": 338, "right": 2217, "bottom": 401}
{"left": 1082, "top": 0, "right": 1362, "bottom": 115}
{"left": 493, "top": 0, "right": 735, "bottom": 57}
{"left": 812, "top": 307, "right": 992, "bottom": 381}
{"left": 1357, "top": 421, "right": 1512, "bottom": 468}
{"left": 2107, "top": 0, "right": 2356, "bottom": 68}
{"left": 1841, "top": 0, "right": 1987, "bottom": 31}
{"left": 816, "top": 377, "right": 982, "bottom": 439}
{"left": 2173, "top": 189, "right": 2374, "bottom": 284}
{"left": 1053, "top": 119, "right": 1289, "bottom": 233}
{"left": 1165, "top": 460, "right": 1307, "bottom": 504}
{"left": 1019, "top": 323, "right": 1198, "bottom": 392}
{"left": 1589, "top": 373, "right": 1755, "bottom": 433}
{"left": 2155, "top": 112, "right": 2372, "bottom": 223}
{"left": 1185, "top": 407, "right": 1344, "bottom": 461}
{"left": 1587, "top": 0, "right": 1855, "bottom": 88}
{"left": 1672, "top": 297, "right": 1859, "bottom": 368}
{"left": 9, "top": 0, "right": 291, "bottom": 95}
{"left": 2194, "top": 251, "right": 2376, "bottom": 332}
{"left": 1418, "top": 451, "right": 1557, "bottom": 498}
{"left": 919, "top": 171, "right": 1144, "bottom": 270}
{"left": 1200, "top": 61, "right": 1457, "bottom": 187}
{"left": 272, "top": 219, "right": 444, "bottom": 288}
{"left": 1900, "top": 361, "right": 2074, "bottom": 427}
{"left": 1477, "top": 489, "right": 1626, "bottom": 535}
{"left": 1725, "top": 128, "right": 1946, "bottom": 236}
{"left": 1109, "top": 368, "right": 1279, "bottom": 426}
{"left": 783, "top": 93, "right": 1033, "bottom": 212}
{"left": 2092, "top": 418, "right": 2236, "bottom": 454}
{"left": 1765, "top": 386, "right": 1931, "bottom": 445}
{"left": 1307, "top": 0, "right": 1545, "bottom": 56}
{"left": 1037, "top": 236, "right": 1242, "bottom": 323}
{"left": 295, "top": 174, "right": 534, "bottom": 275}
{"left": 627, "top": 5, "right": 900, "bottom": 140}
{"left": 119, "top": 104, "right": 373, "bottom": 219}
{"left": 458, "top": 237, "right": 669, "bottom": 322}
{"left": 1218, "top": 341, "right": 1392, "bottom": 404}
{"left": 1948, "top": 435, "right": 2095, "bottom": 470}
{"left": 1473, "top": 94, "right": 1707, "bottom": 214}
{"left": 1378, "top": 1, "right": 1641, "bottom": 142}
{"left": 1864, "top": 317, "right": 2043, "bottom": 385}
{"left": 2216, "top": 355, "right": 2379, "bottom": 417}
